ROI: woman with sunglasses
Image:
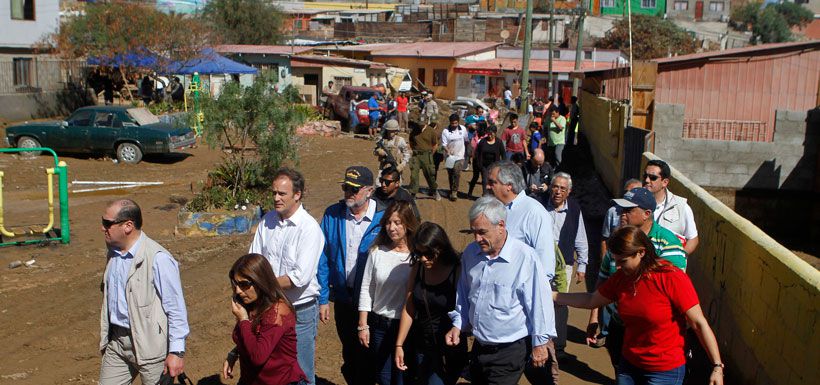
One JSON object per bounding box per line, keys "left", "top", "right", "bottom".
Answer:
{"left": 554, "top": 226, "right": 724, "bottom": 385}
{"left": 358, "top": 201, "right": 420, "bottom": 385}
{"left": 394, "top": 222, "right": 467, "bottom": 385}
{"left": 223, "top": 253, "right": 308, "bottom": 385}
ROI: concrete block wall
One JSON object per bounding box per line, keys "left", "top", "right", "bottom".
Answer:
{"left": 333, "top": 21, "right": 432, "bottom": 41}
{"left": 579, "top": 90, "right": 628, "bottom": 195}
{"left": 653, "top": 103, "right": 817, "bottom": 190}
{"left": 643, "top": 152, "right": 820, "bottom": 385}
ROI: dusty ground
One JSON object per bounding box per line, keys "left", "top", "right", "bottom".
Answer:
{"left": 0, "top": 133, "right": 614, "bottom": 385}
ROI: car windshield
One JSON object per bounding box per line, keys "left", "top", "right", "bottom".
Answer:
{"left": 126, "top": 108, "right": 160, "bottom": 126}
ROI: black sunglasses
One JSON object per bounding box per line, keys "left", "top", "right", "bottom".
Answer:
{"left": 379, "top": 177, "right": 397, "bottom": 185}
{"left": 101, "top": 217, "right": 127, "bottom": 229}
{"left": 342, "top": 184, "right": 362, "bottom": 194}
{"left": 643, "top": 173, "right": 661, "bottom": 182}
{"left": 232, "top": 279, "right": 253, "bottom": 290}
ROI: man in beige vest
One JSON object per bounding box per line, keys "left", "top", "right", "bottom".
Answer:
{"left": 99, "top": 199, "right": 189, "bottom": 384}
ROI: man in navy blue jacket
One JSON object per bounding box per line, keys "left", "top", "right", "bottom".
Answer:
{"left": 317, "top": 166, "right": 385, "bottom": 385}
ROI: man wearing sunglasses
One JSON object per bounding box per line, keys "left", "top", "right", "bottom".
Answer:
{"left": 317, "top": 166, "right": 386, "bottom": 385}
{"left": 374, "top": 165, "right": 420, "bottom": 220}
{"left": 248, "top": 167, "right": 325, "bottom": 384}
{"left": 643, "top": 160, "right": 699, "bottom": 255}
{"left": 99, "top": 199, "right": 189, "bottom": 385}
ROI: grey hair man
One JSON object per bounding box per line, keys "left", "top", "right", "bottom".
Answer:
{"left": 99, "top": 199, "right": 189, "bottom": 385}
{"left": 447, "top": 196, "right": 555, "bottom": 385}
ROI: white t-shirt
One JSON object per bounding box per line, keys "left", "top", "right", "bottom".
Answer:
{"left": 358, "top": 246, "right": 412, "bottom": 319}
{"left": 504, "top": 89, "right": 513, "bottom": 101}
{"left": 345, "top": 199, "right": 377, "bottom": 287}
{"left": 441, "top": 125, "right": 467, "bottom": 160}
{"left": 249, "top": 204, "right": 325, "bottom": 305}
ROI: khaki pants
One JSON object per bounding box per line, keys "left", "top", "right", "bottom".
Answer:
{"left": 409, "top": 151, "right": 437, "bottom": 194}
{"left": 397, "top": 111, "right": 408, "bottom": 131}
{"left": 99, "top": 325, "right": 165, "bottom": 385}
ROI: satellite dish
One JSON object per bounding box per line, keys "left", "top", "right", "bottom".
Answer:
{"left": 500, "top": 30, "right": 510, "bottom": 40}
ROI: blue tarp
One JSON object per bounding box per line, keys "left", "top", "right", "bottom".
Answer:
{"left": 164, "top": 48, "right": 258, "bottom": 75}
{"left": 87, "top": 52, "right": 160, "bottom": 68}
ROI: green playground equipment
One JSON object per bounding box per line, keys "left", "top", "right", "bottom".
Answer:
{"left": 0, "top": 147, "right": 70, "bottom": 246}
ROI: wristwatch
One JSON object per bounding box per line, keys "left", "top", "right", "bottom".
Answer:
{"left": 170, "top": 351, "right": 185, "bottom": 358}
{"left": 713, "top": 363, "right": 724, "bottom": 369}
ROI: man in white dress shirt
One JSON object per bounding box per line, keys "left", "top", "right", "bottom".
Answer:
{"left": 249, "top": 167, "right": 325, "bottom": 385}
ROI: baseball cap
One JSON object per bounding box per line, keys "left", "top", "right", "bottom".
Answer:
{"left": 341, "top": 166, "right": 373, "bottom": 187}
{"left": 612, "top": 187, "right": 655, "bottom": 212}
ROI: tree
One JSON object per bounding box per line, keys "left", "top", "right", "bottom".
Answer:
{"left": 595, "top": 15, "right": 696, "bottom": 60}
{"left": 730, "top": 1, "right": 813, "bottom": 44}
{"left": 199, "top": 0, "right": 285, "bottom": 45}
{"left": 188, "top": 72, "right": 311, "bottom": 211}
{"left": 51, "top": 1, "right": 209, "bottom": 70}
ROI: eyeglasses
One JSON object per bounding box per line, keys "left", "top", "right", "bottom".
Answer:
{"left": 233, "top": 279, "right": 253, "bottom": 290}
{"left": 551, "top": 185, "right": 568, "bottom": 192}
{"left": 342, "top": 184, "right": 362, "bottom": 194}
{"left": 379, "top": 178, "right": 396, "bottom": 185}
{"left": 643, "top": 173, "right": 661, "bottom": 182}
{"left": 101, "top": 217, "right": 127, "bottom": 229}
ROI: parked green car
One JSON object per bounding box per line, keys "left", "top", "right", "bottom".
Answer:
{"left": 4, "top": 106, "right": 196, "bottom": 164}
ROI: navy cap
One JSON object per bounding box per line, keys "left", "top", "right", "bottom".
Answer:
{"left": 341, "top": 166, "right": 373, "bottom": 188}
{"left": 612, "top": 187, "right": 655, "bottom": 212}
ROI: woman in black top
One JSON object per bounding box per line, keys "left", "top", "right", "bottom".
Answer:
{"left": 468, "top": 126, "right": 505, "bottom": 197}
{"left": 394, "top": 222, "right": 467, "bottom": 385}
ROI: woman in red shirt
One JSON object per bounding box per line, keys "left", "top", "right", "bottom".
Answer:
{"left": 555, "top": 226, "right": 724, "bottom": 385}
{"left": 223, "top": 253, "right": 308, "bottom": 385}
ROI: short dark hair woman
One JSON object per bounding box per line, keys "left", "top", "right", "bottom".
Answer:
{"left": 554, "top": 226, "right": 724, "bottom": 385}
{"left": 358, "top": 201, "right": 420, "bottom": 385}
{"left": 222, "top": 253, "right": 307, "bottom": 385}
{"left": 394, "top": 222, "right": 467, "bottom": 385}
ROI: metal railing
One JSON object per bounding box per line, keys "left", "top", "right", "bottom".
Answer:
{"left": 0, "top": 58, "right": 87, "bottom": 95}
{"left": 682, "top": 119, "right": 771, "bottom": 142}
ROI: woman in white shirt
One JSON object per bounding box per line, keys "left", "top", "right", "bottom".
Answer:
{"left": 358, "top": 201, "right": 420, "bottom": 385}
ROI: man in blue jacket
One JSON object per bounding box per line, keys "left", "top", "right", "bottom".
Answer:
{"left": 317, "top": 166, "right": 385, "bottom": 385}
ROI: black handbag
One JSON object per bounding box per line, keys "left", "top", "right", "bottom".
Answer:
{"left": 155, "top": 372, "right": 193, "bottom": 385}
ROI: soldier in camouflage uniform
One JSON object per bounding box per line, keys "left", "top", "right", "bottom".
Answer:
{"left": 374, "top": 119, "right": 411, "bottom": 173}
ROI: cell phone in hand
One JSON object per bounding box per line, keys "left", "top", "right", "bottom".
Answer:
{"left": 233, "top": 294, "right": 242, "bottom": 303}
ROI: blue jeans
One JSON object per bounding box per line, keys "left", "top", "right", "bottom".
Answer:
{"left": 368, "top": 313, "right": 404, "bottom": 385}
{"left": 350, "top": 110, "right": 359, "bottom": 130}
{"left": 617, "top": 358, "right": 685, "bottom": 385}
{"left": 295, "top": 301, "right": 318, "bottom": 385}
{"left": 599, "top": 303, "right": 616, "bottom": 337}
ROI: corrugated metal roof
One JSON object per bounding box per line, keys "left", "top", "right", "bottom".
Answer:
{"left": 457, "top": 58, "right": 612, "bottom": 74}
{"left": 369, "top": 42, "right": 501, "bottom": 58}
{"left": 653, "top": 40, "right": 820, "bottom": 65}
{"left": 291, "top": 54, "right": 388, "bottom": 69}
{"left": 215, "top": 45, "right": 313, "bottom": 55}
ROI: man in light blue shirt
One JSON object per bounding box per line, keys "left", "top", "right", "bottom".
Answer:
{"left": 447, "top": 196, "right": 555, "bottom": 385}
{"left": 99, "top": 199, "right": 188, "bottom": 385}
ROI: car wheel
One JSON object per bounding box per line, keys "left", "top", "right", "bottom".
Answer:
{"left": 116, "top": 142, "right": 143, "bottom": 164}
{"left": 17, "top": 136, "right": 42, "bottom": 158}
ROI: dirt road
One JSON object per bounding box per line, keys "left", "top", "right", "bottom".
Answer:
{"left": 0, "top": 135, "right": 614, "bottom": 384}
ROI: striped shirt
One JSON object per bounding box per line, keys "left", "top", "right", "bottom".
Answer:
{"left": 599, "top": 221, "right": 687, "bottom": 279}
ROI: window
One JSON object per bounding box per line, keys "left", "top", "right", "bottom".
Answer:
{"left": 417, "top": 68, "right": 426, "bottom": 85}
{"left": 68, "top": 110, "right": 93, "bottom": 127}
{"left": 10, "top": 0, "right": 34, "bottom": 20}
{"left": 641, "top": 0, "right": 656, "bottom": 8}
{"left": 584, "top": 50, "right": 593, "bottom": 60}
{"left": 12, "top": 58, "right": 32, "bottom": 87}
{"left": 674, "top": 1, "right": 689, "bottom": 10}
{"left": 601, "top": 0, "right": 616, "bottom": 7}
{"left": 295, "top": 19, "right": 304, "bottom": 31}
{"left": 552, "top": 50, "right": 561, "bottom": 59}
{"left": 433, "top": 69, "right": 447, "bottom": 86}
{"left": 709, "top": 2, "right": 724, "bottom": 12}
{"left": 333, "top": 76, "right": 352, "bottom": 87}
{"left": 94, "top": 113, "right": 122, "bottom": 128}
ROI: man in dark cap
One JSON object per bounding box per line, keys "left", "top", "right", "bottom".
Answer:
{"left": 317, "top": 166, "right": 385, "bottom": 385}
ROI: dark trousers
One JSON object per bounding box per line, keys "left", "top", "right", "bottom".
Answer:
{"left": 522, "top": 339, "right": 559, "bottom": 385}
{"left": 368, "top": 313, "right": 405, "bottom": 385}
{"left": 606, "top": 321, "right": 626, "bottom": 371}
{"left": 469, "top": 337, "right": 527, "bottom": 385}
{"left": 414, "top": 336, "right": 467, "bottom": 385}
{"left": 555, "top": 304, "right": 569, "bottom": 353}
{"left": 334, "top": 301, "right": 372, "bottom": 385}
{"left": 446, "top": 160, "right": 463, "bottom": 196}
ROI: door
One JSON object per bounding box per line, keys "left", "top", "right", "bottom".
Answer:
{"left": 622, "top": 126, "right": 650, "bottom": 182}
{"left": 60, "top": 109, "right": 94, "bottom": 152}
{"left": 303, "top": 73, "right": 320, "bottom": 106}
{"left": 89, "top": 112, "right": 123, "bottom": 153}
{"left": 417, "top": 68, "right": 426, "bottom": 88}
{"left": 695, "top": 1, "right": 704, "bottom": 21}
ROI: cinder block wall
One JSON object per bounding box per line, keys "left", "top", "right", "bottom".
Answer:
{"left": 643, "top": 152, "right": 820, "bottom": 385}
{"left": 653, "top": 103, "right": 817, "bottom": 190}
{"left": 579, "top": 90, "right": 628, "bottom": 195}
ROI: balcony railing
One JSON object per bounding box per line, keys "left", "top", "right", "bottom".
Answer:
{"left": 683, "top": 119, "right": 771, "bottom": 142}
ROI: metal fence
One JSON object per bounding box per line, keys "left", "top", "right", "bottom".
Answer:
{"left": 0, "top": 58, "right": 87, "bottom": 95}
{"left": 682, "top": 119, "right": 771, "bottom": 142}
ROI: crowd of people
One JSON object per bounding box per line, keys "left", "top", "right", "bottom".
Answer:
{"left": 98, "top": 140, "right": 724, "bottom": 385}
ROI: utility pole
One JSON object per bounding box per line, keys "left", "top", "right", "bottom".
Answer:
{"left": 572, "top": 0, "right": 588, "bottom": 97}
{"left": 519, "top": 0, "right": 534, "bottom": 116}
{"left": 548, "top": 0, "right": 555, "bottom": 100}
